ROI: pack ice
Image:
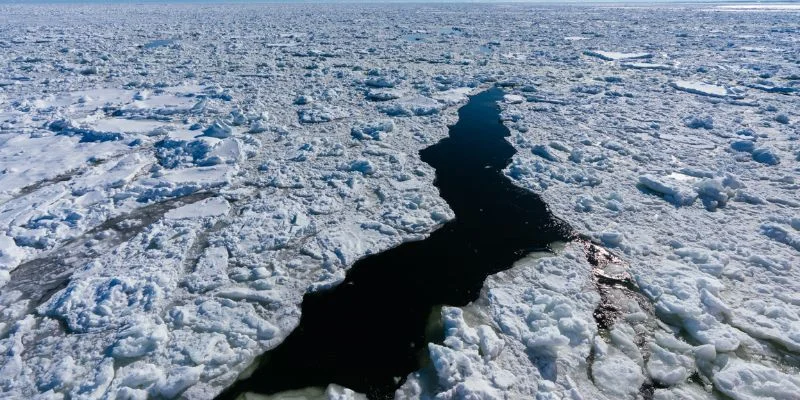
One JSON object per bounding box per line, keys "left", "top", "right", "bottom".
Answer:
{"left": 0, "top": 3, "right": 798, "bottom": 400}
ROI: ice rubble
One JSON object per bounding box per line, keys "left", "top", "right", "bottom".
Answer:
{"left": 410, "top": 4, "right": 799, "bottom": 400}
{"left": 0, "top": 3, "right": 469, "bottom": 398}
{"left": 1, "top": 3, "right": 799, "bottom": 400}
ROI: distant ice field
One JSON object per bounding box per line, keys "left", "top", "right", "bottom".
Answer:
{"left": 0, "top": 3, "right": 798, "bottom": 400}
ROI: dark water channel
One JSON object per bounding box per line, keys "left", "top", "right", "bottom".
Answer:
{"left": 217, "top": 87, "right": 570, "bottom": 399}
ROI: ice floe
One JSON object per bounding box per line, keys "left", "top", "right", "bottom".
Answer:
{"left": 0, "top": 3, "right": 798, "bottom": 400}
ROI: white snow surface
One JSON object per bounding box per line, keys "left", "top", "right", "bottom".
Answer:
{"left": 670, "top": 80, "right": 734, "bottom": 98}
{"left": 1, "top": 3, "right": 799, "bottom": 400}
{"left": 409, "top": 3, "right": 799, "bottom": 400}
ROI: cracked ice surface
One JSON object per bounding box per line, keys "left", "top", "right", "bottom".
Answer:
{"left": 402, "top": 4, "right": 800, "bottom": 400}
{"left": 0, "top": 4, "right": 468, "bottom": 398}
{"left": 0, "top": 3, "right": 799, "bottom": 400}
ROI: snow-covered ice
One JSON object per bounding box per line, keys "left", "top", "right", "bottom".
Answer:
{"left": 584, "top": 50, "right": 653, "bottom": 61}
{"left": 1, "top": 2, "right": 798, "bottom": 400}
{"left": 670, "top": 80, "right": 736, "bottom": 98}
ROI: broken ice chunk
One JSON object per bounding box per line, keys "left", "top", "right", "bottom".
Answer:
{"left": 671, "top": 81, "right": 735, "bottom": 98}
{"left": 638, "top": 175, "right": 697, "bottom": 207}
{"left": 201, "top": 119, "right": 233, "bottom": 139}
{"left": 583, "top": 50, "right": 653, "bottom": 61}
{"left": 751, "top": 147, "right": 780, "bottom": 165}
{"left": 365, "top": 89, "right": 403, "bottom": 101}
{"left": 351, "top": 120, "right": 395, "bottom": 141}
{"left": 298, "top": 106, "right": 346, "bottom": 123}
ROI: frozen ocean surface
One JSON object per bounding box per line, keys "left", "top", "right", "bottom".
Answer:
{"left": 216, "top": 87, "right": 569, "bottom": 400}
{"left": 0, "top": 2, "right": 798, "bottom": 400}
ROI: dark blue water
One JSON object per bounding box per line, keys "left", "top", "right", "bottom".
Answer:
{"left": 216, "top": 87, "right": 570, "bottom": 400}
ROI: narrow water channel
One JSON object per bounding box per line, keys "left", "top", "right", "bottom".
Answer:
{"left": 217, "top": 87, "right": 571, "bottom": 399}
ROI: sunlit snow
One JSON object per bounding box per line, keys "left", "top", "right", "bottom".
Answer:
{"left": 0, "top": 2, "right": 798, "bottom": 400}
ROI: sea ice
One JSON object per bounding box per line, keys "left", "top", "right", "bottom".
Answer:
{"left": 583, "top": 50, "right": 653, "bottom": 61}
{"left": 1, "top": 3, "right": 798, "bottom": 399}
